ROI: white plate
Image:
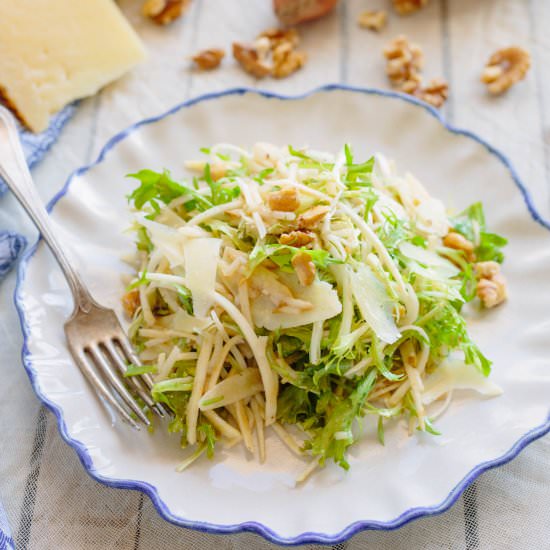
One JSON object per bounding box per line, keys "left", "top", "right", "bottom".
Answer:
{"left": 15, "top": 86, "right": 550, "bottom": 545}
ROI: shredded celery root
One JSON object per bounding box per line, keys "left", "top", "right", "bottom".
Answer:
{"left": 123, "top": 142, "right": 507, "bottom": 476}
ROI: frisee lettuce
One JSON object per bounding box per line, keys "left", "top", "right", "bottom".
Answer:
{"left": 127, "top": 169, "right": 212, "bottom": 213}
{"left": 451, "top": 202, "right": 507, "bottom": 263}
{"left": 248, "top": 243, "right": 343, "bottom": 274}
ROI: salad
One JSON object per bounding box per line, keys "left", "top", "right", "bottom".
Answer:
{"left": 122, "top": 143, "right": 507, "bottom": 478}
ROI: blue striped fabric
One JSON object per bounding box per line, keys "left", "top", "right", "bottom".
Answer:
{"left": 0, "top": 104, "right": 76, "bottom": 195}
{"left": 0, "top": 231, "right": 26, "bottom": 281}
{"left": 0, "top": 103, "right": 74, "bottom": 284}
{"left": 0, "top": 500, "right": 14, "bottom": 550}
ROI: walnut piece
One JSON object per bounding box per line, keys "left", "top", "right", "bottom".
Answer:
{"left": 400, "top": 73, "right": 423, "bottom": 94}
{"left": 357, "top": 10, "right": 387, "bottom": 31}
{"left": 268, "top": 187, "right": 300, "bottom": 211}
{"left": 383, "top": 35, "right": 448, "bottom": 108}
{"left": 272, "top": 42, "right": 307, "bottom": 78}
{"left": 443, "top": 231, "right": 475, "bottom": 255}
{"left": 258, "top": 28, "right": 299, "bottom": 49}
{"left": 481, "top": 46, "right": 531, "bottom": 95}
{"left": 474, "top": 261, "right": 507, "bottom": 308}
{"left": 298, "top": 204, "right": 330, "bottom": 229}
{"left": 234, "top": 28, "right": 306, "bottom": 79}
{"left": 122, "top": 289, "right": 140, "bottom": 318}
{"left": 392, "top": 0, "right": 429, "bottom": 15}
{"left": 279, "top": 230, "right": 314, "bottom": 247}
{"left": 384, "top": 35, "right": 424, "bottom": 86}
{"left": 476, "top": 274, "right": 507, "bottom": 308}
{"left": 142, "top": 0, "right": 189, "bottom": 25}
{"left": 291, "top": 252, "right": 316, "bottom": 286}
{"left": 232, "top": 41, "right": 272, "bottom": 78}
{"left": 192, "top": 48, "right": 225, "bottom": 70}
{"left": 273, "top": 0, "right": 339, "bottom": 25}
{"left": 414, "top": 78, "right": 449, "bottom": 108}
{"left": 474, "top": 261, "right": 500, "bottom": 279}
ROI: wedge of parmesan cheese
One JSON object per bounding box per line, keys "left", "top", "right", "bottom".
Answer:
{"left": 0, "top": 0, "right": 146, "bottom": 132}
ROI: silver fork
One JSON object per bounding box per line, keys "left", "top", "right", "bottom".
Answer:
{"left": 0, "top": 106, "right": 166, "bottom": 429}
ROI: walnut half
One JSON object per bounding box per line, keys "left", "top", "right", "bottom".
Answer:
{"left": 474, "top": 261, "right": 500, "bottom": 279}
{"left": 443, "top": 231, "right": 475, "bottom": 258}
{"left": 476, "top": 274, "right": 507, "bottom": 308}
{"left": 142, "top": 0, "right": 189, "bottom": 25}
{"left": 357, "top": 10, "right": 387, "bottom": 32}
{"left": 192, "top": 48, "right": 225, "bottom": 71}
{"left": 414, "top": 78, "right": 449, "bottom": 108}
{"left": 298, "top": 205, "right": 330, "bottom": 229}
{"left": 268, "top": 187, "right": 300, "bottom": 211}
{"left": 272, "top": 42, "right": 307, "bottom": 78}
{"left": 481, "top": 46, "right": 531, "bottom": 95}
{"left": 232, "top": 41, "right": 272, "bottom": 79}
{"left": 474, "top": 261, "right": 507, "bottom": 308}
{"left": 258, "top": 28, "right": 299, "bottom": 49}
{"left": 392, "top": 0, "right": 429, "bottom": 15}
{"left": 279, "top": 230, "right": 314, "bottom": 247}
{"left": 384, "top": 35, "right": 424, "bottom": 86}
{"left": 234, "top": 28, "right": 306, "bottom": 80}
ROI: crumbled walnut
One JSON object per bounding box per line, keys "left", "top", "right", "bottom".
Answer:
{"left": 481, "top": 46, "right": 531, "bottom": 95}
{"left": 142, "top": 0, "right": 189, "bottom": 24}
{"left": 234, "top": 27, "right": 306, "bottom": 79}
{"left": 443, "top": 231, "right": 475, "bottom": 256}
{"left": 474, "top": 261, "right": 507, "bottom": 308}
{"left": 384, "top": 35, "right": 424, "bottom": 86}
{"left": 476, "top": 274, "right": 507, "bottom": 308}
{"left": 383, "top": 36, "right": 447, "bottom": 107}
{"left": 392, "top": 0, "right": 429, "bottom": 15}
{"left": 272, "top": 42, "right": 307, "bottom": 78}
{"left": 474, "top": 261, "right": 501, "bottom": 279}
{"left": 414, "top": 78, "right": 449, "bottom": 108}
{"left": 268, "top": 187, "right": 300, "bottom": 211}
{"left": 192, "top": 48, "right": 225, "bottom": 70}
{"left": 291, "top": 252, "right": 316, "bottom": 286}
{"left": 298, "top": 204, "right": 330, "bottom": 229}
{"left": 232, "top": 41, "right": 272, "bottom": 78}
{"left": 400, "top": 73, "right": 423, "bottom": 94}
{"left": 254, "top": 36, "right": 273, "bottom": 60}
{"left": 258, "top": 28, "right": 299, "bottom": 49}
{"left": 279, "top": 230, "right": 314, "bottom": 247}
{"left": 273, "top": 0, "right": 339, "bottom": 25}
{"left": 357, "top": 10, "right": 387, "bottom": 31}
{"left": 122, "top": 289, "right": 140, "bottom": 318}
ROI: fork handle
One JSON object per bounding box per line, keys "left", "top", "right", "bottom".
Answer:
{"left": 0, "top": 106, "right": 94, "bottom": 313}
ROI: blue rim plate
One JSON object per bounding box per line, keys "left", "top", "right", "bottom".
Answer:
{"left": 14, "top": 85, "right": 550, "bottom": 545}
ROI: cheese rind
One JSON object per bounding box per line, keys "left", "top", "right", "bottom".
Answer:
{"left": 0, "top": 0, "right": 146, "bottom": 132}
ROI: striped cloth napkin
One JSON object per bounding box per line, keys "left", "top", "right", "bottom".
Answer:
{"left": 0, "top": 231, "right": 26, "bottom": 281}
{"left": 0, "top": 500, "right": 14, "bottom": 550}
{"left": 0, "top": 104, "right": 75, "bottom": 282}
{"left": 0, "top": 105, "right": 75, "bottom": 545}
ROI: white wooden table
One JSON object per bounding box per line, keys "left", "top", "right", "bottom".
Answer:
{"left": 1, "top": 1, "right": 548, "bottom": 548}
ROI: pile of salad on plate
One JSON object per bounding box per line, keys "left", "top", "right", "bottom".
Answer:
{"left": 122, "top": 142, "right": 507, "bottom": 479}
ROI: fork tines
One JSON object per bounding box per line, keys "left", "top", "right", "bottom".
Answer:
{"left": 64, "top": 305, "right": 168, "bottom": 429}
